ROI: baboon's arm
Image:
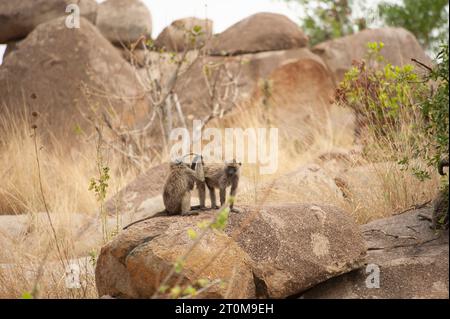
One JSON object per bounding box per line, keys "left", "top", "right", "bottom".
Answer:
{"left": 185, "top": 164, "right": 205, "bottom": 183}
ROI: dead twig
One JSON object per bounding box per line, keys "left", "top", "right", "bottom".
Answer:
{"left": 362, "top": 228, "right": 417, "bottom": 240}
{"left": 411, "top": 58, "right": 433, "bottom": 72}
{"left": 395, "top": 200, "right": 432, "bottom": 215}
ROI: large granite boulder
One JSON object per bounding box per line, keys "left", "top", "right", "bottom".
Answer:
{"left": 173, "top": 48, "right": 327, "bottom": 126}
{"left": 95, "top": 204, "right": 366, "bottom": 298}
{"left": 302, "top": 208, "right": 449, "bottom": 299}
{"left": 104, "top": 164, "right": 168, "bottom": 217}
{"left": 255, "top": 164, "right": 345, "bottom": 206}
{"left": 250, "top": 57, "right": 335, "bottom": 132}
{"left": 0, "top": 16, "right": 147, "bottom": 141}
{"left": 155, "top": 17, "right": 213, "bottom": 52}
{"left": 0, "top": 0, "right": 97, "bottom": 43}
{"left": 205, "top": 13, "right": 308, "bottom": 56}
{"left": 96, "top": 0, "right": 152, "bottom": 45}
{"left": 313, "top": 27, "right": 432, "bottom": 85}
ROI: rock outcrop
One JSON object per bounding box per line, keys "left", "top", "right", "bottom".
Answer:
{"left": 0, "top": 212, "right": 103, "bottom": 262}
{"left": 3, "top": 41, "right": 20, "bottom": 61}
{"left": 174, "top": 48, "right": 328, "bottom": 125}
{"left": 104, "top": 164, "right": 169, "bottom": 217}
{"left": 302, "top": 208, "right": 449, "bottom": 299}
{"left": 155, "top": 17, "right": 213, "bottom": 52}
{"left": 251, "top": 57, "right": 335, "bottom": 130}
{"left": 0, "top": 16, "right": 147, "bottom": 141}
{"left": 0, "top": 0, "right": 98, "bottom": 43}
{"left": 256, "top": 164, "right": 345, "bottom": 205}
{"left": 96, "top": 0, "right": 152, "bottom": 45}
{"left": 95, "top": 204, "right": 366, "bottom": 298}
{"left": 313, "top": 27, "right": 432, "bottom": 85}
{"left": 205, "top": 13, "right": 308, "bottom": 56}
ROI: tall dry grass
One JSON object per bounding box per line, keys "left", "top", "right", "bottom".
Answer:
{"left": 0, "top": 106, "right": 143, "bottom": 298}
{"left": 212, "top": 97, "right": 439, "bottom": 224}
{"left": 0, "top": 91, "right": 440, "bottom": 298}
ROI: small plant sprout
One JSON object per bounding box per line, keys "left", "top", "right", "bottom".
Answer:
{"left": 196, "top": 220, "right": 209, "bottom": 230}
{"left": 197, "top": 278, "right": 210, "bottom": 288}
{"left": 170, "top": 286, "right": 182, "bottom": 299}
{"left": 88, "top": 166, "right": 110, "bottom": 202}
{"left": 21, "top": 291, "right": 33, "bottom": 299}
{"left": 211, "top": 205, "right": 230, "bottom": 231}
{"left": 158, "top": 285, "right": 169, "bottom": 294}
{"left": 89, "top": 129, "right": 112, "bottom": 242}
{"left": 187, "top": 228, "right": 198, "bottom": 240}
{"left": 183, "top": 285, "right": 197, "bottom": 297}
{"left": 174, "top": 259, "right": 184, "bottom": 274}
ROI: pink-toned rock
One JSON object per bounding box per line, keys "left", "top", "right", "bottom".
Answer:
{"left": 95, "top": 203, "right": 366, "bottom": 298}
{"left": 302, "top": 209, "right": 449, "bottom": 299}
{"left": 0, "top": 16, "right": 147, "bottom": 141}
{"left": 0, "top": 0, "right": 97, "bottom": 43}
{"left": 205, "top": 13, "right": 308, "bottom": 56}
{"left": 96, "top": 0, "right": 152, "bottom": 45}
{"left": 155, "top": 17, "right": 213, "bottom": 52}
{"left": 313, "top": 27, "right": 432, "bottom": 84}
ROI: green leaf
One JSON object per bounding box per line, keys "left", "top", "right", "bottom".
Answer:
{"left": 170, "top": 286, "right": 182, "bottom": 298}
{"left": 158, "top": 285, "right": 169, "bottom": 294}
{"left": 174, "top": 259, "right": 184, "bottom": 273}
{"left": 187, "top": 228, "right": 198, "bottom": 240}
{"left": 197, "top": 278, "right": 209, "bottom": 287}
{"left": 192, "top": 25, "right": 202, "bottom": 34}
{"left": 183, "top": 285, "right": 197, "bottom": 296}
{"left": 21, "top": 292, "right": 33, "bottom": 299}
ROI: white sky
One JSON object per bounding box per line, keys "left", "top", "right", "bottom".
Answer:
{"left": 1, "top": 0, "right": 301, "bottom": 64}
{"left": 0, "top": 0, "right": 389, "bottom": 64}
{"left": 145, "top": 0, "right": 301, "bottom": 36}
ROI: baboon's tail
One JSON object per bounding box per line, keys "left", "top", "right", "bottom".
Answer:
{"left": 122, "top": 210, "right": 167, "bottom": 230}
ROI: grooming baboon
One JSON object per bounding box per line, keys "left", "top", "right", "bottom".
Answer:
{"left": 194, "top": 159, "right": 241, "bottom": 212}
{"left": 123, "top": 159, "right": 204, "bottom": 230}
{"left": 432, "top": 158, "right": 449, "bottom": 231}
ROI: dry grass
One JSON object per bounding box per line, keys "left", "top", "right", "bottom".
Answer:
{"left": 0, "top": 95, "right": 440, "bottom": 298}
{"left": 0, "top": 107, "right": 142, "bottom": 298}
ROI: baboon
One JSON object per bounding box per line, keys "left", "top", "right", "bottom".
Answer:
{"left": 123, "top": 159, "right": 204, "bottom": 230}
{"left": 432, "top": 158, "right": 449, "bottom": 231}
{"left": 438, "top": 157, "right": 449, "bottom": 176}
{"left": 194, "top": 159, "right": 241, "bottom": 212}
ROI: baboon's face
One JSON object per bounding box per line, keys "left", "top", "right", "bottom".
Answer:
{"left": 226, "top": 163, "right": 241, "bottom": 175}
{"left": 170, "top": 161, "right": 189, "bottom": 171}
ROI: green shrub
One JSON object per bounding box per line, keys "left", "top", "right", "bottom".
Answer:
{"left": 335, "top": 42, "right": 428, "bottom": 139}
{"left": 418, "top": 44, "right": 449, "bottom": 171}
{"left": 336, "top": 42, "right": 449, "bottom": 182}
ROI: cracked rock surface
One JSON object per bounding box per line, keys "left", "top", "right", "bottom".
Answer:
{"left": 301, "top": 208, "right": 449, "bottom": 299}
{"left": 95, "top": 203, "right": 366, "bottom": 298}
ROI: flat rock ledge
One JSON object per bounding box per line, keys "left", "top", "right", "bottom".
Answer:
{"left": 95, "top": 203, "right": 366, "bottom": 298}
{"left": 301, "top": 208, "right": 449, "bottom": 299}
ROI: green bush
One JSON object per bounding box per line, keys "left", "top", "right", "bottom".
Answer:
{"left": 418, "top": 45, "right": 449, "bottom": 172}
{"left": 336, "top": 42, "right": 449, "bottom": 182}
{"left": 335, "top": 42, "right": 428, "bottom": 139}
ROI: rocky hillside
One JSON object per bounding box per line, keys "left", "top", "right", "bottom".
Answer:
{"left": 0, "top": 0, "right": 447, "bottom": 300}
